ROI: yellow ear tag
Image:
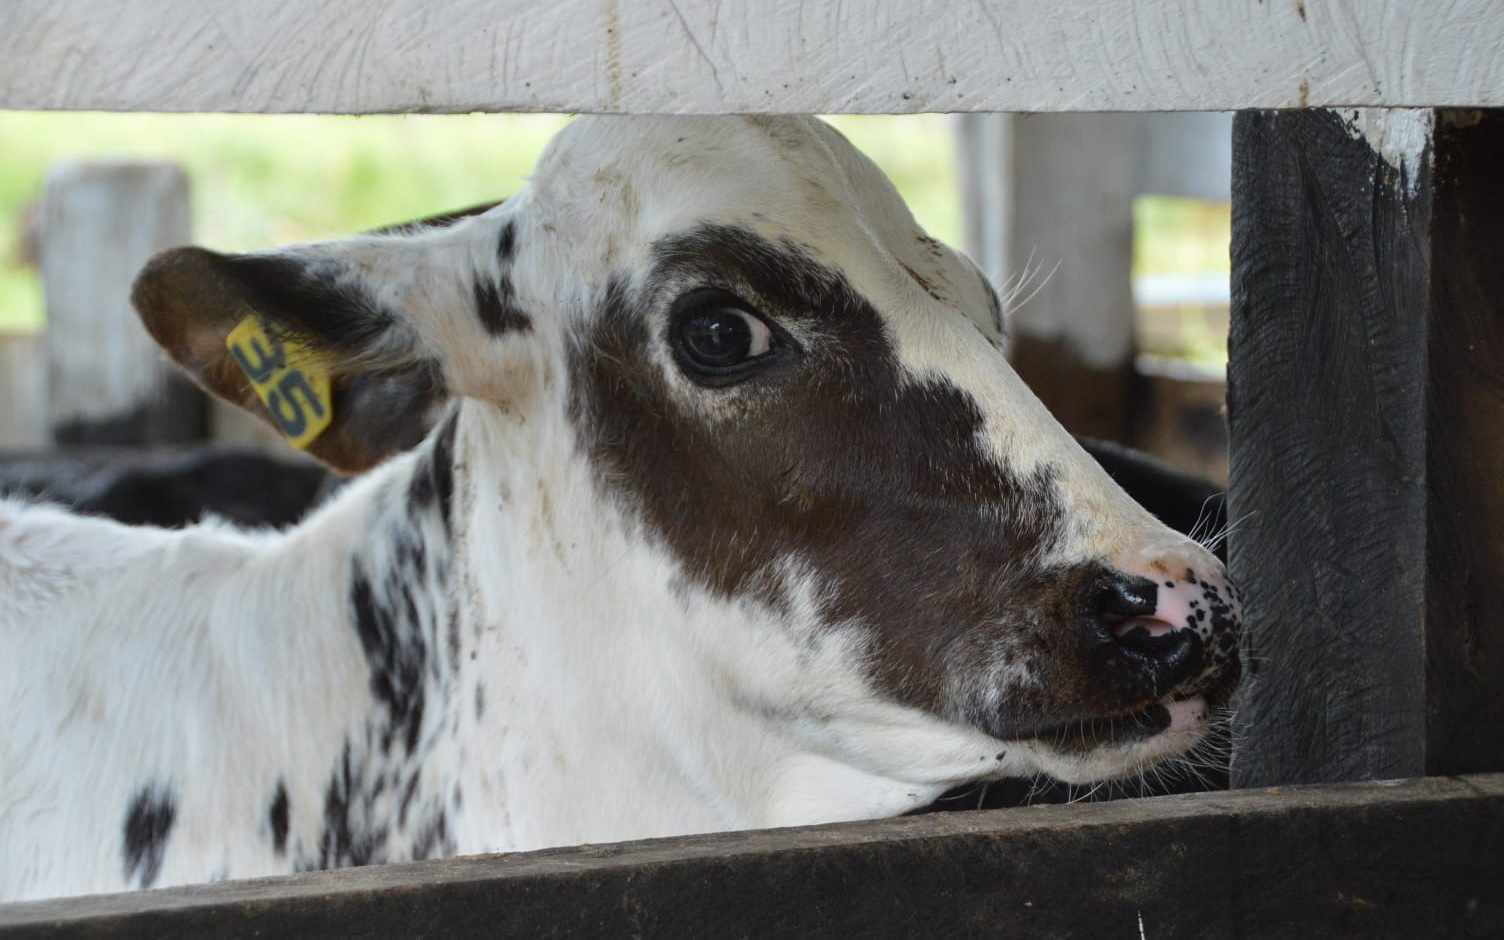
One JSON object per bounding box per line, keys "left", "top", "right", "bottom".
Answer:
{"left": 225, "top": 316, "right": 334, "bottom": 450}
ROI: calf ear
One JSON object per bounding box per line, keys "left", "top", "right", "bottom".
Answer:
{"left": 132, "top": 245, "right": 446, "bottom": 475}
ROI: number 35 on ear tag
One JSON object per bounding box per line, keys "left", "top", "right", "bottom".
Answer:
{"left": 225, "top": 317, "right": 334, "bottom": 450}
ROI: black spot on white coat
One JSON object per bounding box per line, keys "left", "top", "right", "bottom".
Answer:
{"left": 122, "top": 782, "right": 177, "bottom": 889}
{"left": 407, "top": 408, "right": 459, "bottom": 534}
{"left": 306, "top": 428, "right": 460, "bottom": 873}
{"left": 269, "top": 781, "right": 290, "bottom": 856}
{"left": 310, "top": 742, "right": 386, "bottom": 870}
{"left": 474, "top": 220, "right": 531, "bottom": 335}
{"left": 352, "top": 565, "right": 428, "bottom": 756}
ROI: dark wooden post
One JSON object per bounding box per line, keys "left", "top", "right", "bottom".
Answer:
{"left": 1228, "top": 109, "right": 1504, "bottom": 786}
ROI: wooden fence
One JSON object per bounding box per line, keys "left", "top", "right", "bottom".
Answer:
{"left": 2, "top": 1, "right": 1502, "bottom": 935}
{"left": 2, "top": 775, "right": 1499, "bottom": 938}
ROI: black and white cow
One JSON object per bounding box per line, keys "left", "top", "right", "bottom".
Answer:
{"left": 0, "top": 448, "right": 334, "bottom": 530}
{"left": 0, "top": 115, "right": 1241, "bottom": 901}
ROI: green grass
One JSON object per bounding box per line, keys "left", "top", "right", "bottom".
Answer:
{"left": 0, "top": 112, "right": 961, "bottom": 333}
{"left": 1133, "top": 196, "right": 1231, "bottom": 277}
{"left": 1132, "top": 195, "right": 1232, "bottom": 370}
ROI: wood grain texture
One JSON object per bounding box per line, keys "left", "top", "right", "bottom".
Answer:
{"left": 1, "top": 775, "right": 1499, "bottom": 940}
{"left": 3, "top": 0, "right": 1504, "bottom": 114}
{"left": 1228, "top": 108, "right": 1504, "bottom": 786}
{"left": 1228, "top": 108, "right": 1430, "bottom": 786}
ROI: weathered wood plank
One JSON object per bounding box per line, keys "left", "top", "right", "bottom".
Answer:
{"left": 40, "top": 162, "right": 206, "bottom": 445}
{"left": 1228, "top": 109, "right": 1431, "bottom": 786}
{"left": 1, "top": 775, "right": 1499, "bottom": 939}
{"left": 3, "top": 0, "right": 1503, "bottom": 114}
{"left": 1227, "top": 108, "right": 1504, "bottom": 785}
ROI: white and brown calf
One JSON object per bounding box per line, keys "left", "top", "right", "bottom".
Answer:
{"left": 0, "top": 115, "right": 1241, "bottom": 902}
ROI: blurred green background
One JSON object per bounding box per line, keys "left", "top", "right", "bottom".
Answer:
{"left": 0, "top": 112, "right": 1229, "bottom": 358}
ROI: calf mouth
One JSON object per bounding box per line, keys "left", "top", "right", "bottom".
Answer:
{"left": 1027, "top": 701, "right": 1175, "bottom": 754}
{"left": 910, "top": 693, "right": 1226, "bottom": 817}
{"left": 1036, "top": 645, "right": 1242, "bottom": 752}
{"left": 908, "top": 562, "right": 1243, "bottom": 814}
{"left": 1026, "top": 691, "right": 1216, "bottom": 756}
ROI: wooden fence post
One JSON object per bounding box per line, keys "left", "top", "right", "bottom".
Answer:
{"left": 958, "top": 113, "right": 1139, "bottom": 442}
{"left": 957, "top": 113, "right": 1231, "bottom": 445}
{"left": 1228, "top": 109, "right": 1504, "bottom": 786}
{"left": 39, "top": 161, "right": 206, "bottom": 445}
{"left": 1131, "top": 112, "right": 1233, "bottom": 203}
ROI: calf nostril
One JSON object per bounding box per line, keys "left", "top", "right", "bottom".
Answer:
{"left": 1094, "top": 572, "right": 1158, "bottom": 621}
{"left": 1100, "top": 622, "right": 1202, "bottom": 698}
{"left": 1112, "top": 621, "right": 1188, "bottom": 658}
{"left": 1090, "top": 564, "right": 1233, "bottom": 701}
{"left": 1093, "top": 571, "right": 1192, "bottom": 660}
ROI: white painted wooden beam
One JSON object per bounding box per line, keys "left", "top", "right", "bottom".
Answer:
{"left": 3, "top": 0, "right": 1502, "bottom": 115}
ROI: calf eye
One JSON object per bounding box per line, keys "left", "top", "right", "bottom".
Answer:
{"left": 670, "top": 291, "right": 779, "bottom": 383}
{"left": 682, "top": 307, "right": 769, "bottom": 365}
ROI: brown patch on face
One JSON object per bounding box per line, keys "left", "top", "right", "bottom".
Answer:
{"left": 132, "top": 247, "right": 442, "bottom": 474}
{"left": 568, "top": 225, "right": 1163, "bottom": 738}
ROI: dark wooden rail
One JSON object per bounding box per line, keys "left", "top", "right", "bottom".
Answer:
{"left": 3, "top": 774, "right": 1499, "bottom": 940}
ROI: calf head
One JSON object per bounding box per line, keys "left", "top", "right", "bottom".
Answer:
{"left": 133, "top": 116, "right": 1241, "bottom": 806}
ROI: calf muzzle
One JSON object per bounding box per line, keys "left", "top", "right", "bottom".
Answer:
{"left": 1090, "top": 564, "right": 1242, "bottom": 710}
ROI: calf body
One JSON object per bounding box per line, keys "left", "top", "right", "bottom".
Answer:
{"left": 0, "top": 457, "right": 422, "bottom": 894}
{"left": 1, "top": 116, "right": 1241, "bottom": 901}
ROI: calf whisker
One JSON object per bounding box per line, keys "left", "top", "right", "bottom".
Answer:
{"left": 1000, "top": 251, "right": 1064, "bottom": 318}
{"left": 1197, "top": 508, "right": 1258, "bottom": 555}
